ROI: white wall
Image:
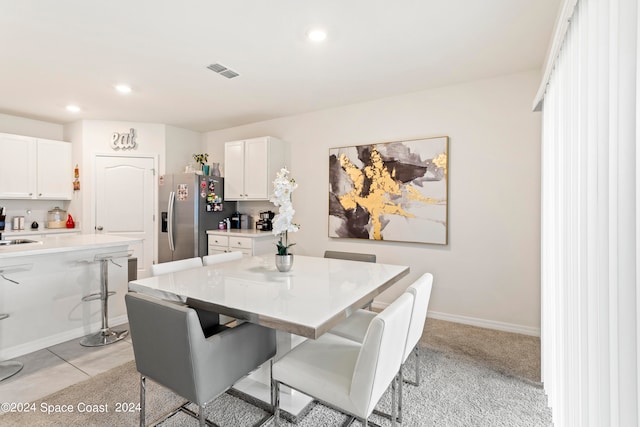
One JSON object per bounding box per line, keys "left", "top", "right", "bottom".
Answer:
{"left": 204, "top": 70, "right": 542, "bottom": 334}
{"left": 165, "top": 125, "right": 202, "bottom": 174}
{"left": 0, "top": 113, "right": 64, "bottom": 140}
{"left": 63, "top": 120, "right": 166, "bottom": 233}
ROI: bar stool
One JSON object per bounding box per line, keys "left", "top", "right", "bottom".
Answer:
{"left": 0, "top": 264, "right": 31, "bottom": 381}
{"left": 80, "top": 251, "right": 131, "bottom": 347}
{"left": 0, "top": 311, "right": 23, "bottom": 382}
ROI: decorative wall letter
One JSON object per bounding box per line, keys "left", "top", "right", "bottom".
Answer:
{"left": 111, "top": 128, "right": 138, "bottom": 150}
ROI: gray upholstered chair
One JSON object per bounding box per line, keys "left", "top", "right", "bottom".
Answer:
{"left": 271, "top": 292, "right": 414, "bottom": 427}
{"left": 125, "top": 292, "right": 277, "bottom": 427}
{"left": 323, "top": 250, "right": 376, "bottom": 263}
{"left": 328, "top": 272, "right": 433, "bottom": 422}
{"left": 202, "top": 251, "right": 243, "bottom": 266}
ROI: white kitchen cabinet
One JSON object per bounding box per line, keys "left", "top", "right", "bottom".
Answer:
{"left": 0, "top": 133, "right": 72, "bottom": 200}
{"left": 36, "top": 138, "right": 73, "bottom": 200}
{"left": 207, "top": 234, "right": 230, "bottom": 255}
{"left": 207, "top": 230, "right": 276, "bottom": 256}
{"left": 224, "top": 136, "right": 288, "bottom": 201}
{"left": 0, "top": 134, "right": 36, "bottom": 198}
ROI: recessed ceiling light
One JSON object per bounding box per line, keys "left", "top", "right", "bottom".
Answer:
{"left": 307, "top": 29, "right": 327, "bottom": 42}
{"left": 66, "top": 105, "right": 81, "bottom": 113}
{"left": 115, "top": 84, "right": 132, "bottom": 94}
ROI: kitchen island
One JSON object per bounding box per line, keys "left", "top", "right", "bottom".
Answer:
{"left": 0, "top": 234, "right": 141, "bottom": 359}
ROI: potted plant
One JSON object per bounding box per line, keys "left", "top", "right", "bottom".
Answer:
{"left": 270, "top": 168, "right": 299, "bottom": 272}
{"left": 193, "top": 153, "right": 209, "bottom": 175}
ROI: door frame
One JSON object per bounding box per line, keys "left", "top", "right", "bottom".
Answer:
{"left": 91, "top": 152, "right": 159, "bottom": 268}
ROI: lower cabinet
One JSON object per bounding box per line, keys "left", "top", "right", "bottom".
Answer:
{"left": 207, "top": 232, "right": 275, "bottom": 256}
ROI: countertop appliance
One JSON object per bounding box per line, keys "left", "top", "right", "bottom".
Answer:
{"left": 158, "top": 174, "right": 236, "bottom": 262}
{"left": 230, "top": 212, "right": 245, "bottom": 229}
{"left": 256, "top": 210, "right": 274, "bottom": 231}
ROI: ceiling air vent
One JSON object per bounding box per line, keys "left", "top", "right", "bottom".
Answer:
{"left": 219, "top": 69, "right": 239, "bottom": 79}
{"left": 207, "top": 63, "right": 239, "bottom": 79}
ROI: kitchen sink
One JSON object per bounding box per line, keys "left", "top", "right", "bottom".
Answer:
{"left": 0, "top": 239, "right": 41, "bottom": 245}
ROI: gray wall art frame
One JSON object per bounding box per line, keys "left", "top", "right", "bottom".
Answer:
{"left": 329, "top": 136, "right": 449, "bottom": 245}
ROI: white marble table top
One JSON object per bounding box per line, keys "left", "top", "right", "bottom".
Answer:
{"left": 129, "top": 254, "right": 409, "bottom": 339}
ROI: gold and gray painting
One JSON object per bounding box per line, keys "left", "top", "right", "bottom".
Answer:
{"left": 329, "top": 136, "right": 448, "bottom": 244}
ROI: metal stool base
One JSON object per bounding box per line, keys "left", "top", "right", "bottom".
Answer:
{"left": 80, "top": 254, "right": 131, "bottom": 347}
{"left": 80, "top": 328, "right": 128, "bottom": 347}
{"left": 0, "top": 361, "right": 24, "bottom": 382}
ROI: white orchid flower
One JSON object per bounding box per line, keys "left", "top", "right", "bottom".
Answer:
{"left": 270, "top": 168, "right": 300, "bottom": 255}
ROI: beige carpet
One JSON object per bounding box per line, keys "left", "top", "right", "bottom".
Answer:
{"left": 0, "top": 362, "right": 185, "bottom": 427}
{"left": 422, "top": 318, "right": 540, "bottom": 384}
{"left": 0, "top": 319, "right": 544, "bottom": 426}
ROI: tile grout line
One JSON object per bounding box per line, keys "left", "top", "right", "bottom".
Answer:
{"left": 45, "top": 348, "right": 92, "bottom": 378}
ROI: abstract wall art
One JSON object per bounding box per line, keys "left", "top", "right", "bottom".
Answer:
{"left": 329, "top": 136, "right": 448, "bottom": 244}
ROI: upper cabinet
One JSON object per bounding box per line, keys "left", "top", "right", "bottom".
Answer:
{"left": 224, "top": 136, "right": 288, "bottom": 201}
{"left": 0, "top": 134, "right": 36, "bottom": 198}
{"left": 36, "top": 138, "right": 73, "bottom": 200}
{"left": 0, "top": 133, "right": 72, "bottom": 200}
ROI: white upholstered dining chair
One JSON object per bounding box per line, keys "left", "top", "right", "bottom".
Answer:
{"left": 328, "top": 272, "right": 433, "bottom": 422}
{"left": 150, "top": 256, "right": 232, "bottom": 331}
{"left": 324, "top": 250, "right": 377, "bottom": 309}
{"left": 150, "top": 256, "right": 203, "bottom": 276}
{"left": 202, "top": 251, "right": 243, "bottom": 324}
{"left": 202, "top": 251, "right": 242, "bottom": 266}
{"left": 271, "top": 292, "right": 414, "bottom": 427}
{"left": 125, "top": 292, "right": 277, "bottom": 427}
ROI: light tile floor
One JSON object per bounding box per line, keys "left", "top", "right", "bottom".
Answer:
{"left": 0, "top": 323, "right": 134, "bottom": 404}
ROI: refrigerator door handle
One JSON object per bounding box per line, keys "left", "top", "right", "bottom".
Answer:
{"left": 168, "top": 191, "right": 175, "bottom": 252}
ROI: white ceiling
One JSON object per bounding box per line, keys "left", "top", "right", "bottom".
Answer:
{"left": 0, "top": 1, "right": 560, "bottom": 132}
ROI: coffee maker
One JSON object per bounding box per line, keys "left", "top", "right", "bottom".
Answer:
{"left": 256, "top": 211, "right": 274, "bottom": 231}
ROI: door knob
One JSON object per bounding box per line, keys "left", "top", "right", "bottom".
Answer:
{"left": 96, "top": 226, "right": 104, "bottom": 231}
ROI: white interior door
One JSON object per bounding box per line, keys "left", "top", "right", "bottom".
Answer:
{"left": 95, "top": 155, "right": 155, "bottom": 279}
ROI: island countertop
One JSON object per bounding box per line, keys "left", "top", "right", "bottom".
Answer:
{"left": 0, "top": 234, "right": 142, "bottom": 259}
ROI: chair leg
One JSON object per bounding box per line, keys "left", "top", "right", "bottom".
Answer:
{"left": 372, "top": 369, "right": 402, "bottom": 423}
{"left": 272, "top": 380, "right": 280, "bottom": 426}
{"left": 391, "top": 374, "right": 397, "bottom": 427}
{"left": 270, "top": 360, "right": 276, "bottom": 411}
{"left": 398, "top": 366, "right": 404, "bottom": 423}
{"left": 414, "top": 346, "right": 420, "bottom": 386}
{"left": 139, "top": 375, "right": 146, "bottom": 427}
{"left": 199, "top": 404, "right": 205, "bottom": 427}
{"left": 402, "top": 346, "right": 420, "bottom": 387}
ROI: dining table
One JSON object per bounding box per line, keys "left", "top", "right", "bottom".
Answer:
{"left": 128, "top": 254, "right": 410, "bottom": 417}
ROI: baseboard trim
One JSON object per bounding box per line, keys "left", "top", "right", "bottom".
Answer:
{"left": 0, "top": 315, "right": 129, "bottom": 360}
{"left": 427, "top": 311, "right": 540, "bottom": 337}
{"left": 371, "top": 302, "right": 540, "bottom": 337}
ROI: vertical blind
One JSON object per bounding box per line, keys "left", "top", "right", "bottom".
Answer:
{"left": 539, "top": 0, "right": 638, "bottom": 426}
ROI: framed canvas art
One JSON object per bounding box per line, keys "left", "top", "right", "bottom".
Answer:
{"left": 329, "top": 136, "right": 448, "bottom": 244}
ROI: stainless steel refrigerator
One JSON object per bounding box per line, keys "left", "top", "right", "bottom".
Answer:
{"left": 158, "top": 174, "right": 236, "bottom": 262}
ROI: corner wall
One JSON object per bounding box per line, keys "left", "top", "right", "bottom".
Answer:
{"left": 0, "top": 113, "right": 64, "bottom": 140}
{"left": 203, "top": 70, "right": 542, "bottom": 334}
